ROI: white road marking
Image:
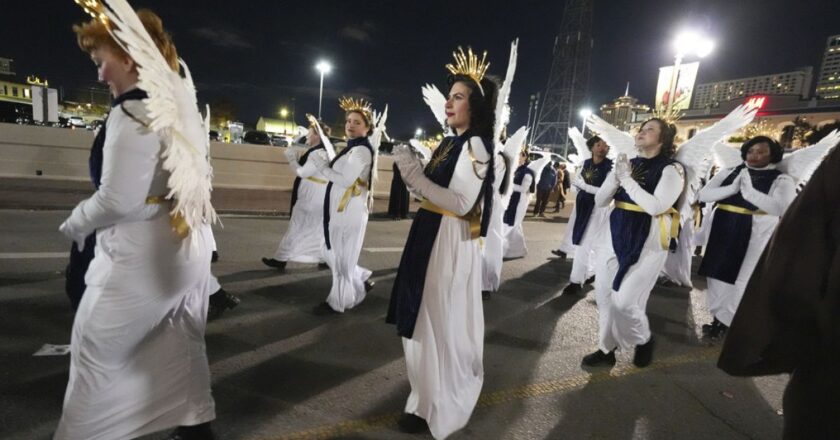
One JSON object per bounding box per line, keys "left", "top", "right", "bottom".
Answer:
{"left": 0, "top": 252, "right": 69, "bottom": 259}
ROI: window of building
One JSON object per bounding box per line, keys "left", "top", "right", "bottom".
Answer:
{"left": 12, "top": 87, "right": 17, "bottom": 97}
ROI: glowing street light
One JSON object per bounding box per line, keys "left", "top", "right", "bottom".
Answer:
{"left": 667, "top": 30, "right": 715, "bottom": 113}
{"left": 415, "top": 127, "right": 424, "bottom": 139}
{"left": 315, "top": 60, "right": 332, "bottom": 119}
{"left": 279, "top": 108, "right": 289, "bottom": 119}
{"left": 578, "top": 107, "right": 593, "bottom": 133}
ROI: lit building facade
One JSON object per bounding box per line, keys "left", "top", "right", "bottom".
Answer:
{"left": 692, "top": 67, "right": 813, "bottom": 109}
{"left": 599, "top": 87, "right": 651, "bottom": 131}
{"left": 816, "top": 34, "right": 840, "bottom": 99}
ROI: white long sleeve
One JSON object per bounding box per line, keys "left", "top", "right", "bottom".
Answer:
{"left": 511, "top": 174, "right": 533, "bottom": 194}
{"left": 576, "top": 180, "right": 601, "bottom": 195}
{"left": 618, "top": 165, "right": 684, "bottom": 215}
{"left": 698, "top": 167, "right": 740, "bottom": 203}
{"left": 295, "top": 159, "right": 321, "bottom": 179}
{"left": 397, "top": 137, "right": 488, "bottom": 216}
{"left": 62, "top": 107, "right": 163, "bottom": 238}
{"left": 742, "top": 174, "right": 796, "bottom": 216}
{"left": 321, "top": 147, "right": 372, "bottom": 187}
{"left": 595, "top": 172, "right": 620, "bottom": 207}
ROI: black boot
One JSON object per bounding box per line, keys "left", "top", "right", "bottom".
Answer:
{"left": 262, "top": 257, "right": 287, "bottom": 271}
{"left": 317, "top": 262, "right": 329, "bottom": 270}
{"left": 708, "top": 321, "right": 729, "bottom": 340}
{"left": 702, "top": 317, "right": 722, "bottom": 335}
{"left": 633, "top": 337, "right": 655, "bottom": 368}
{"left": 551, "top": 249, "right": 567, "bottom": 259}
{"left": 165, "top": 422, "right": 215, "bottom": 440}
{"left": 211, "top": 251, "right": 219, "bottom": 263}
{"left": 364, "top": 279, "right": 375, "bottom": 292}
{"left": 482, "top": 290, "right": 492, "bottom": 300}
{"left": 584, "top": 276, "right": 596, "bottom": 285}
{"left": 208, "top": 288, "right": 241, "bottom": 320}
{"left": 562, "top": 283, "right": 583, "bottom": 296}
{"left": 397, "top": 413, "right": 429, "bottom": 434}
{"left": 582, "top": 349, "right": 616, "bottom": 367}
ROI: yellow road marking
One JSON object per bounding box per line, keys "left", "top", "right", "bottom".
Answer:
{"left": 268, "top": 347, "right": 720, "bottom": 440}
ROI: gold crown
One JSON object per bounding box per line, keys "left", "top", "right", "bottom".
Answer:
{"left": 445, "top": 46, "right": 490, "bottom": 95}
{"left": 74, "top": 0, "right": 110, "bottom": 26}
{"left": 338, "top": 96, "right": 372, "bottom": 121}
{"left": 650, "top": 104, "right": 684, "bottom": 125}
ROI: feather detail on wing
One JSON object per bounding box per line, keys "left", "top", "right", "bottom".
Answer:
{"left": 778, "top": 129, "right": 840, "bottom": 185}
{"left": 527, "top": 151, "right": 552, "bottom": 179}
{"left": 585, "top": 113, "right": 636, "bottom": 160}
{"left": 712, "top": 142, "right": 744, "bottom": 170}
{"left": 422, "top": 84, "right": 451, "bottom": 136}
{"left": 306, "top": 113, "right": 335, "bottom": 160}
{"left": 567, "top": 127, "right": 591, "bottom": 167}
{"left": 674, "top": 104, "right": 757, "bottom": 221}
{"left": 368, "top": 105, "right": 388, "bottom": 209}
{"left": 500, "top": 126, "right": 529, "bottom": 202}
{"left": 494, "top": 39, "right": 519, "bottom": 154}
{"left": 101, "top": 0, "right": 216, "bottom": 239}
{"left": 408, "top": 139, "right": 432, "bottom": 162}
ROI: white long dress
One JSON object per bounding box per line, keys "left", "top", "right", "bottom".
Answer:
{"left": 502, "top": 172, "right": 533, "bottom": 259}
{"left": 394, "top": 135, "right": 489, "bottom": 439}
{"left": 272, "top": 146, "right": 328, "bottom": 263}
{"left": 566, "top": 181, "right": 609, "bottom": 285}
{"left": 698, "top": 165, "right": 795, "bottom": 326}
{"left": 319, "top": 142, "right": 373, "bottom": 312}
{"left": 593, "top": 163, "right": 684, "bottom": 352}
{"left": 481, "top": 156, "right": 508, "bottom": 292}
{"left": 660, "top": 217, "right": 695, "bottom": 287}
{"left": 55, "top": 99, "right": 214, "bottom": 440}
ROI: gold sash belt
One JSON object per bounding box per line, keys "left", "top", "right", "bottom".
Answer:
{"left": 306, "top": 176, "right": 328, "bottom": 184}
{"left": 420, "top": 200, "right": 482, "bottom": 240}
{"left": 615, "top": 201, "right": 680, "bottom": 250}
{"left": 716, "top": 203, "right": 767, "bottom": 216}
{"left": 145, "top": 195, "right": 190, "bottom": 240}
{"left": 337, "top": 178, "right": 368, "bottom": 212}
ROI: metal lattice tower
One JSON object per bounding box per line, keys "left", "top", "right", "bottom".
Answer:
{"left": 531, "top": 0, "right": 593, "bottom": 155}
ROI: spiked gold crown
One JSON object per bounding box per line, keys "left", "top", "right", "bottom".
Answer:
{"left": 650, "top": 104, "right": 684, "bottom": 125}
{"left": 445, "top": 46, "right": 490, "bottom": 95}
{"left": 339, "top": 96, "right": 373, "bottom": 122}
{"left": 74, "top": 0, "right": 110, "bottom": 26}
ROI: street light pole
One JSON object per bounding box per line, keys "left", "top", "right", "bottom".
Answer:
{"left": 315, "top": 60, "right": 332, "bottom": 120}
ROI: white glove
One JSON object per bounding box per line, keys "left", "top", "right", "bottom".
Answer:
{"left": 309, "top": 150, "right": 329, "bottom": 171}
{"left": 59, "top": 219, "right": 88, "bottom": 252}
{"left": 284, "top": 147, "right": 297, "bottom": 161}
{"left": 614, "top": 153, "right": 632, "bottom": 184}
{"left": 392, "top": 144, "right": 414, "bottom": 166}
{"left": 572, "top": 174, "right": 587, "bottom": 190}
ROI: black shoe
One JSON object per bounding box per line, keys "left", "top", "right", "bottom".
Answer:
{"left": 262, "top": 257, "right": 287, "bottom": 271}
{"left": 317, "top": 262, "right": 329, "bottom": 270}
{"left": 397, "top": 413, "right": 429, "bottom": 434}
{"left": 312, "top": 301, "right": 339, "bottom": 315}
{"left": 551, "top": 249, "right": 567, "bottom": 259}
{"left": 708, "top": 322, "right": 729, "bottom": 340}
{"left": 482, "top": 290, "right": 492, "bottom": 300}
{"left": 701, "top": 318, "right": 720, "bottom": 335}
{"left": 633, "top": 337, "right": 655, "bottom": 368}
{"left": 694, "top": 246, "right": 703, "bottom": 256}
{"left": 584, "top": 276, "right": 596, "bottom": 285}
{"left": 208, "top": 288, "right": 240, "bottom": 320}
{"left": 582, "top": 349, "right": 616, "bottom": 367}
{"left": 562, "top": 283, "right": 583, "bottom": 295}
{"left": 211, "top": 251, "right": 219, "bottom": 263}
{"left": 364, "top": 279, "right": 375, "bottom": 293}
{"left": 165, "top": 422, "right": 215, "bottom": 440}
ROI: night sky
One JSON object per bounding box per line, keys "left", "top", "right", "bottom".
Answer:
{"left": 3, "top": 0, "right": 839, "bottom": 138}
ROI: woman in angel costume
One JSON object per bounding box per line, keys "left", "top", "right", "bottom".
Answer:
{"left": 308, "top": 98, "right": 386, "bottom": 314}
{"left": 387, "top": 42, "right": 518, "bottom": 438}
{"left": 560, "top": 132, "right": 613, "bottom": 296}
{"left": 502, "top": 149, "right": 550, "bottom": 259}
{"left": 581, "top": 105, "right": 756, "bottom": 368}
{"left": 57, "top": 3, "right": 218, "bottom": 439}
{"left": 697, "top": 131, "right": 839, "bottom": 338}
{"left": 262, "top": 119, "right": 332, "bottom": 271}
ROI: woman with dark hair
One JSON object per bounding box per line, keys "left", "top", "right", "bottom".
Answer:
{"left": 262, "top": 119, "right": 332, "bottom": 271}
{"left": 697, "top": 136, "right": 795, "bottom": 338}
{"left": 583, "top": 118, "right": 685, "bottom": 368}
{"left": 561, "top": 135, "right": 613, "bottom": 295}
{"left": 309, "top": 98, "right": 377, "bottom": 314}
{"left": 387, "top": 46, "right": 500, "bottom": 438}
{"left": 502, "top": 147, "right": 535, "bottom": 258}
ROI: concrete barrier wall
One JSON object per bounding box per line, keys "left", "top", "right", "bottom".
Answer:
{"left": 0, "top": 123, "right": 395, "bottom": 196}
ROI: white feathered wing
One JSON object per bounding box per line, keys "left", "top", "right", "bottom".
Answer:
{"left": 101, "top": 0, "right": 216, "bottom": 240}
{"left": 777, "top": 129, "right": 840, "bottom": 185}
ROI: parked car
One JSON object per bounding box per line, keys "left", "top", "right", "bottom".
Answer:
{"left": 86, "top": 119, "right": 104, "bottom": 131}
{"left": 69, "top": 116, "right": 86, "bottom": 128}
{"left": 243, "top": 130, "right": 271, "bottom": 145}
{"left": 270, "top": 134, "right": 290, "bottom": 147}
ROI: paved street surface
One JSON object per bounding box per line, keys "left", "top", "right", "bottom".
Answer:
{"left": 0, "top": 208, "right": 786, "bottom": 440}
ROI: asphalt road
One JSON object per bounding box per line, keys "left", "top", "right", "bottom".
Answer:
{"left": 0, "top": 208, "right": 786, "bottom": 440}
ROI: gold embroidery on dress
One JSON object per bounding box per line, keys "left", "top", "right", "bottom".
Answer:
{"left": 426, "top": 138, "right": 456, "bottom": 172}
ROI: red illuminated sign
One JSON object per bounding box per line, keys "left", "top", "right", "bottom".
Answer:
{"left": 745, "top": 96, "right": 767, "bottom": 109}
